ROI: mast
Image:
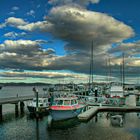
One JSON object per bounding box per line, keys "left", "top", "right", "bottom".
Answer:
{"left": 108, "top": 56, "right": 111, "bottom": 84}
{"left": 122, "top": 53, "right": 125, "bottom": 89}
{"left": 89, "top": 40, "right": 94, "bottom": 90}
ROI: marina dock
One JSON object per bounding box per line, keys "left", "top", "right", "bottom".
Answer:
{"left": 0, "top": 95, "right": 35, "bottom": 121}
{"left": 78, "top": 95, "right": 140, "bottom": 121}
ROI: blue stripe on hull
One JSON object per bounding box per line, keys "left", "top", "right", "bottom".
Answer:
{"left": 50, "top": 108, "right": 83, "bottom": 121}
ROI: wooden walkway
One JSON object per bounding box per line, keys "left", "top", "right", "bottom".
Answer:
{"left": 78, "top": 95, "right": 140, "bottom": 121}
{"left": 0, "top": 95, "right": 38, "bottom": 121}
{"left": 0, "top": 95, "right": 34, "bottom": 104}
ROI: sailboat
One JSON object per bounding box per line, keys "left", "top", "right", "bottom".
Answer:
{"left": 109, "top": 53, "right": 126, "bottom": 105}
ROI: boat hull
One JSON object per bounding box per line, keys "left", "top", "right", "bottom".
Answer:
{"left": 27, "top": 106, "right": 49, "bottom": 115}
{"left": 50, "top": 107, "right": 84, "bottom": 121}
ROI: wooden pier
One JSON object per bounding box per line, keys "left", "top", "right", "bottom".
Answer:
{"left": 78, "top": 95, "right": 140, "bottom": 121}
{"left": 0, "top": 95, "right": 35, "bottom": 121}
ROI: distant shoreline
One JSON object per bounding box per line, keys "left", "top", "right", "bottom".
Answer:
{"left": 0, "top": 83, "right": 51, "bottom": 86}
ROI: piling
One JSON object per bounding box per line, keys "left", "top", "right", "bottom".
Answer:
{"left": 20, "top": 101, "right": 25, "bottom": 114}
{"left": 0, "top": 105, "right": 2, "bottom": 121}
{"left": 15, "top": 103, "right": 19, "bottom": 117}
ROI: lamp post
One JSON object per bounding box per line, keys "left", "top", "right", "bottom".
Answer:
{"left": 33, "top": 87, "right": 39, "bottom": 114}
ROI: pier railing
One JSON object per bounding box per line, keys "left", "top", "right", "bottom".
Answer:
{"left": 76, "top": 95, "right": 126, "bottom": 106}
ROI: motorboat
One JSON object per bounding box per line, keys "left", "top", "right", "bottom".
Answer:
{"left": 27, "top": 97, "right": 49, "bottom": 114}
{"left": 49, "top": 95, "right": 85, "bottom": 121}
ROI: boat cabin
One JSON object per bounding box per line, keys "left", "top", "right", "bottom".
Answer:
{"left": 110, "top": 86, "right": 124, "bottom": 98}
{"left": 32, "top": 98, "right": 49, "bottom": 107}
{"left": 52, "top": 97, "right": 78, "bottom": 106}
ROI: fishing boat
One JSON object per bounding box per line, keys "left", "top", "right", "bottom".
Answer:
{"left": 49, "top": 96, "right": 85, "bottom": 121}
{"left": 27, "top": 97, "right": 49, "bottom": 114}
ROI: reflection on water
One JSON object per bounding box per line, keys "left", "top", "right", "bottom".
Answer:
{"left": 47, "top": 117, "right": 81, "bottom": 130}
{"left": 0, "top": 111, "right": 139, "bottom": 140}
{"left": 36, "top": 118, "right": 39, "bottom": 140}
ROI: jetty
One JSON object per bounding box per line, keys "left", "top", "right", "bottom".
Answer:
{"left": 0, "top": 95, "right": 35, "bottom": 121}
{"left": 78, "top": 94, "right": 140, "bottom": 121}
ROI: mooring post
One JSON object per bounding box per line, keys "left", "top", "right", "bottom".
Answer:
{"left": 36, "top": 90, "right": 39, "bottom": 118}
{"left": 0, "top": 105, "right": 2, "bottom": 121}
{"left": 33, "top": 87, "right": 39, "bottom": 118}
{"left": 15, "top": 102, "right": 19, "bottom": 117}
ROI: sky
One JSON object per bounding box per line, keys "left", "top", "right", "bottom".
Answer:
{"left": 0, "top": 0, "right": 140, "bottom": 84}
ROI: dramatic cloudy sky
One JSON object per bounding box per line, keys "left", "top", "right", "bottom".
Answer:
{"left": 0, "top": 0, "right": 140, "bottom": 84}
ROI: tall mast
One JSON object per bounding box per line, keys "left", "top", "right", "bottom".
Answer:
{"left": 108, "top": 56, "right": 111, "bottom": 83}
{"left": 122, "top": 53, "right": 125, "bottom": 90}
{"left": 89, "top": 40, "right": 94, "bottom": 90}
{"left": 91, "top": 40, "right": 94, "bottom": 89}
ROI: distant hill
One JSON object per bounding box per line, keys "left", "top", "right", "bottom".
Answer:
{"left": 0, "top": 82, "right": 51, "bottom": 86}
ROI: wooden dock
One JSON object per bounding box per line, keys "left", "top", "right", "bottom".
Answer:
{"left": 0, "top": 95, "right": 34, "bottom": 104}
{"left": 78, "top": 106, "right": 140, "bottom": 121}
{"left": 78, "top": 95, "right": 140, "bottom": 121}
{"left": 0, "top": 95, "right": 36, "bottom": 121}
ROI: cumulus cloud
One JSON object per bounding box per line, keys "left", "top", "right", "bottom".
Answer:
{"left": 108, "top": 41, "right": 140, "bottom": 71}
{"left": 0, "top": 5, "right": 137, "bottom": 80}
{"left": 4, "top": 31, "right": 26, "bottom": 39}
{"left": 6, "top": 17, "right": 28, "bottom": 27}
{"left": 18, "top": 21, "right": 51, "bottom": 31}
{"left": 48, "top": 0, "right": 100, "bottom": 7}
{"left": 0, "top": 40, "right": 56, "bottom": 70}
{"left": 109, "top": 41, "right": 140, "bottom": 57}
{"left": 47, "top": 6, "right": 134, "bottom": 51}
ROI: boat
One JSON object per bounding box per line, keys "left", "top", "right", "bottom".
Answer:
{"left": 109, "top": 85, "right": 126, "bottom": 105}
{"left": 49, "top": 95, "right": 85, "bottom": 121}
{"left": 110, "top": 114, "right": 124, "bottom": 127}
{"left": 110, "top": 85, "right": 124, "bottom": 98}
{"left": 27, "top": 97, "right": 50, "bottom": 114}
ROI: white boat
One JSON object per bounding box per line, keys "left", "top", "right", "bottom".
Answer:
{"left": 27, "top": 97, "right": 49, "bottom": 114}
{"left": 49, "top": 96, "right": 85, "bottom": 121}
{"left": 110, "top": 85, "right": 124, "bottom": 98}
{"left": 109, "top": 85, "right": 126, "bottom": 105}
{"left": 110, "top": 115, "right": 124, "bottom": 127}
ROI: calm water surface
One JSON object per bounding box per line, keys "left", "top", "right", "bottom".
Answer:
{"left": 0, "top": 86, "right": 140, "bottom": 140}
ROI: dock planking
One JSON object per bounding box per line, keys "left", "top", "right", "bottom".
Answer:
{"left": 78, "top": 106, "right": 99, "bottom": 121}
{"left": 0, "top": 95, "right": 34, "bottom": 105}
{"left": 78, "top": 106, "right": 140, "bottom": 121}
{"left": 0, "top": 95, "right": 38, "bottom": 120}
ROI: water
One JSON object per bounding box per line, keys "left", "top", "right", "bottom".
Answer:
{"left": 0, "top": 86, "right": 140, "bottom": 140}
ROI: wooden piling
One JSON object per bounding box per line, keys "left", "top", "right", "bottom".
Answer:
{"left": 15, "top": 103, "right": 19, "bottom": 117}
{"left": 20, "top": 101, "right": 25, "bottom": 114}
{"left": 0, "top": 105, "right": 2, "bottom": 121}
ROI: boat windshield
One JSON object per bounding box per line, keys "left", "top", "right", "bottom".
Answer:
{"left": 71, "top": 99, "right": 77, "bottom": 105}
{"left": 52, "top": 100, "right": 63, "bottom": 105}
{"left": 64, "top": 100, "right": 70, "bottom": 105}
